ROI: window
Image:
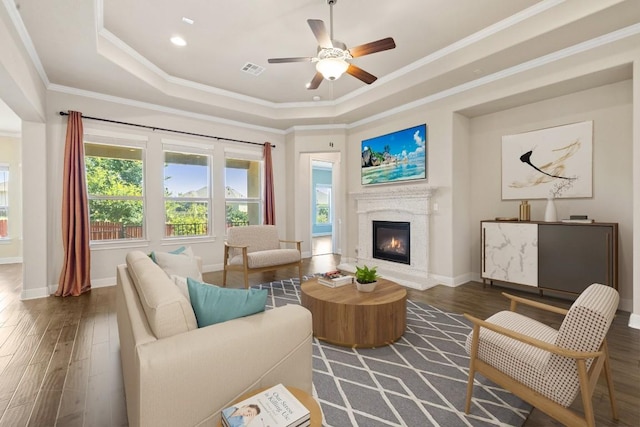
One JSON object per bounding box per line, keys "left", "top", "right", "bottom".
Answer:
{"left": 85, "top": 142, "right": 144, "bottom": 241}
{"left": 315, "top": 184, "right": 331, "bottom": 225}
{"left": 0, "top": 165, "right": 8, "bottom": 239}
{"left": 225, "top": 157, "right": 262, "bottom": 228}
{"left": 164, "top": 149, "right": 210, "bottom": 237}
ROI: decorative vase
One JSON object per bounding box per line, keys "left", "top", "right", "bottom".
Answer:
{"left": 519, "top": 200, "right": 530, "bottom": 221}
{"left": 355, "top": 281, "right": 377, "bottom": 292}
{"left": 544, "top": 197, "right": 557, "bottom": 222}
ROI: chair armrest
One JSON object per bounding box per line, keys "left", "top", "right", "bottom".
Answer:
{"left": 279, "top": 239, "right": 302, "bottom": 252}
{"left": 502, "top": 292, "right": 569, "bottom": 316}
{"left": 464, "top": 313, "right": 602, "bottom": 360}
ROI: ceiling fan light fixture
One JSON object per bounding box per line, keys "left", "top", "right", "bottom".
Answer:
{"left": 316, "top": 58, "right": 348, "bottom": 80}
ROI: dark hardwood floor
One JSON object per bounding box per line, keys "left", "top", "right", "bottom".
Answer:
{"left": 0, "top": 256, "right": 638, "bottom": 426}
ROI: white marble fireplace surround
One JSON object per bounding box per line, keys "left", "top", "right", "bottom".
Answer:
{"left": 339, "top": 185, "right": 436, "bottom": 290}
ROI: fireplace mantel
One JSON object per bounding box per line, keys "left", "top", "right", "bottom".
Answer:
{"left": 340, "top": 185, "right": 437, "bottom": 290}
{"left": 351, "top": 185, "right": 436, "bottom": 203}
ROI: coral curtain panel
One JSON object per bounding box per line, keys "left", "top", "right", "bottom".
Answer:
{"left": 263, "top": 142, "right": 276, "bottom": 225}
{"left": 56, "top": 111, "right": 92, "bottom": 297}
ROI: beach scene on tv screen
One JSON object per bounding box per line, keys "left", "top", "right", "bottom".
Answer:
{"left": 361, "top": 124, "right": 427, "bottom": 185}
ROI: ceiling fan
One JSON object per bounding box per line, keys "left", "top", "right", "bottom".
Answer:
{"left": 267, "top": 0, "right": 396, "bottom": 90}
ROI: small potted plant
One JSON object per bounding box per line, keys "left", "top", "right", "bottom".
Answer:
{"left": 354, "top": 264, "right": 380, "bottom": 292}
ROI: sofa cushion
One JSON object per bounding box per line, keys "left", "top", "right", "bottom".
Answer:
{"left": 229, "top": 248, "right": 301, "bottom": 268}
{"left": 126, "top": 251, "right": 198, "bottom": 338}
{"left": 151, "top": 247, "right": 203, "bottom": 281}
{"left": 186, "top": 277, "right": 268, "bottom": 327}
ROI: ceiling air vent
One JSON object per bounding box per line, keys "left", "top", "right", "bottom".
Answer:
{"left": 241, "top": 62, "right": 265, "bottom": 76}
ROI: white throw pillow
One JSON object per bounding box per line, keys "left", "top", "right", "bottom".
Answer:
{"left": 152, "top": 247, "right": 203, "bottom": 281}
{"left": 170, "top": 275, "right": 190, "bottom": 299}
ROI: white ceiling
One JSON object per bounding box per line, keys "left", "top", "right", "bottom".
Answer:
{"left": 3, "top": 0, "right": 640, "bottom": 131}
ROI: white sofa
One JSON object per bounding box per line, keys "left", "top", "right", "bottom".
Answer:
{"left": 116, "top": 250, "right": 313, "bottom": 427}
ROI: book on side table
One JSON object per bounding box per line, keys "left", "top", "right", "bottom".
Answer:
{"left": 317, "top": 271, "right": 353, "bottom": 288}
{"left": 221, "top": 383, "right": 310, "bottom": 427}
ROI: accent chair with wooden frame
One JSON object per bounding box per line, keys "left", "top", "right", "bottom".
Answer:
{"left": 223, "top": 225, "right": 302, "bottom": 289}
{"left": 464, "top": 283, "right": 619, "bottom": 427}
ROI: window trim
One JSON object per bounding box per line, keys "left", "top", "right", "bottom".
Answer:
{"left": 224, "top": 154, "right": 264, "bottom": 230}
{"left": 162, "top": 144, "right": 213, "bottom": 239}
{"left": 84, "top": 137, "right": 147, "bottom": 243}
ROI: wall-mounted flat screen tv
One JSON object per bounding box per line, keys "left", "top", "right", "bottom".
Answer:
{"left": 361, "top": 124, "right": 427, "bottom": 185}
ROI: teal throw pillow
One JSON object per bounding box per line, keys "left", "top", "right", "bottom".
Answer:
{"left": 187, "top": 278, "right": 268, "bottom": 327}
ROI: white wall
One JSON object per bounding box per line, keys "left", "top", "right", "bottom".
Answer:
{"left": 632, "top": 59, "right": 640, "bottom": 328}
{"left": 21, "top": 121, "right": 47, "bottom": 298}
{"left": 468, "top": 80, "right": 633, "bottom": 311}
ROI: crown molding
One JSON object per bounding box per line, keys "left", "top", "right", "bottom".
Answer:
{"left": 49, "top": 84, "right": 286, "bottom": 135}
{"left": 1, "top": 0, "right": 49, "bottom": 87}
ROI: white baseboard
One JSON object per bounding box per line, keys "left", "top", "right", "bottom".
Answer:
{"left": 21, "top": 286, "right": 50, "bottom": 300}
{"left": 91, "top": 277, "right": 117, "bottom": 288}
{"left": 430, "top": 273, "right": 471, "bottom": 287}
{"left": 0, "top": 257, "right": 23, "bottom": 265}
{"left": 203, "top": 263, "right": 224, "bottom": 273}
{"left": 628, "top": 313, "right": 640, "bottom": 330}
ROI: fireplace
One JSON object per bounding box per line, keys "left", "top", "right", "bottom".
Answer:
{"left": 373, "top": 221, "right": 410, "bottom": 264}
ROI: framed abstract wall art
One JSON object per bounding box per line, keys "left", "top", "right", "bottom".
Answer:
{"left": 501, "top": 121, "right": 593, "bottom": 200}
{"left": 361, "top": 124, "right": 427, "bottom": 185}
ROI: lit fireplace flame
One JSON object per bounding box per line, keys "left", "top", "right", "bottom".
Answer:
{"left": 381, "top": 236, "right": 406, "bottom": 254}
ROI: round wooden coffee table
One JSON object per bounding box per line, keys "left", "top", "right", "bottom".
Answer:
{"left": 301, "top": 277, "right": 407, "bottom": 348}
{"left": 216, "top": 386, "right": 321, "bottom": 427}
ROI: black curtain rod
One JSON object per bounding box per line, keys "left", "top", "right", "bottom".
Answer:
{"left": 58, "top": 111, "right": 274, "bottom": 148}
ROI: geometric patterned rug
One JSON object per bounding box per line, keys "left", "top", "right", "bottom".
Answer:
{"left": 254, "top": 277, "right": 532, "bottom": 427}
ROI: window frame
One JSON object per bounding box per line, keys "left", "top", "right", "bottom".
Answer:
{"left": 314, "top": 183, "right": 332, "bottom": 226}
{"left": 162, "top": 142, "right": 213, "bottom": 240}
{"left": 84, "top": 132, "right": 147, "bottom": 245}
{"left": 224, "top": 150, "right": 264, "bottom": 230}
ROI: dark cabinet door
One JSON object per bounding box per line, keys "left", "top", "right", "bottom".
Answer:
{"left": 538, "top": 224, "right": 616, "bottom": 294}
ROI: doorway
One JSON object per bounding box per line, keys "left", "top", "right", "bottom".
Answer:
{"left": 311, "top": 160, "right": 333, "bottom": 255}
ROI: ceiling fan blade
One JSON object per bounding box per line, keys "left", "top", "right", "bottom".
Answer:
{"left": 346, "top": 64, "right": 377, "bottom": 85}
{"left": 307, "top": 19, "right": 333, "bottom": 49}
{"left": 349, "top": 37, "right": 396, "bottom": 58}
{"left": 268, "top": 57, "right": 314, "bottom": 64}
{"left": 306, "top": 72, "right": 324, "bottom": 90}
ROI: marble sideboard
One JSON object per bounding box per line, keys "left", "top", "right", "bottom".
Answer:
{"left": 481, "top": 220, "right": 618, "bottom": 295}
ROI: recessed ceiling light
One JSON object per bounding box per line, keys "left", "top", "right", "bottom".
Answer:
{"left": 170, "top": 36, "right": 187, "bottom": 47}
{"left": 312, "top": 96, "right": 321, "bottom": 101}
{"left": 182, "top": 17, "right": 194, "bottom": 25}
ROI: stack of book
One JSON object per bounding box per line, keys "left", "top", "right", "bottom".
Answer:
{"left": 221, "top": 383, "right": 310, "bottom": 427}
{"left": 561, "top": 215, "right": 595, "bottom": 223}
{"left": 317, "top": 271, "right": 353, "bottom": 288}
